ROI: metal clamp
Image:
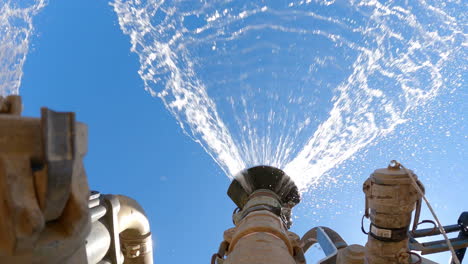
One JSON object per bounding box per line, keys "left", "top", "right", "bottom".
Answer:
{"left": 369, "top": 223, "right": 409, "bottom": 242}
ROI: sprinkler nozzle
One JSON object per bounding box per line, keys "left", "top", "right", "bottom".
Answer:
{"left": 227, "top": 166, "right": 300, "bottom": 228}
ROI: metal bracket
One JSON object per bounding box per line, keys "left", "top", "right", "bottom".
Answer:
{"left": 410, "top": 221, "right": 468, "bottom": 256}
{"left": 317, "top": 227, "right": 338, "bottom": 264}
{"left": 40, "top": 108, "right": 76, "bottom": 221}
{"left": 101, "top": 194, "right": 123, "bottom": 264}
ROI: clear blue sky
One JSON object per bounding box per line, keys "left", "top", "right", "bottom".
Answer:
{"left": 13, "top": 0, "right": 467, "bottom": 263}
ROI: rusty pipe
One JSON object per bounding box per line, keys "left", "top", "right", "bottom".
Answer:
{"left": 116, "top": 195, "right": 153, "bottom": 264}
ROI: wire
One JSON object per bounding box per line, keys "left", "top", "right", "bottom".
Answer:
{"left": 393, "top": 160, "right": 460, "bottom": 264}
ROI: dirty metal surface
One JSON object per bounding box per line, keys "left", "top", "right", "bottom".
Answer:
{"left": 0, "top": 101, "right": 91, "bottom": 263}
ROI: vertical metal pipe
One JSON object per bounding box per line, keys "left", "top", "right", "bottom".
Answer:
{"left": 224, "top": 210, "right": 296, "bottom": 264}
{"left": 222, "top": 166, "right": 301, "bottom": 264}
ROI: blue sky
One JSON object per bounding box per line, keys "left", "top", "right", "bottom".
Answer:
{"left": 10, "top": 0, "right": 468, "bottom": 263}
{"left": 19, "top": 1, "right": 240, "bottom": 262}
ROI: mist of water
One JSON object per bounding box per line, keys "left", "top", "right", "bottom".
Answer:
{"left": 0, "top": 0, "right": 46, "bottom": 96}
{"left": 112, "top": 0, "right": 465, "bottom": 192}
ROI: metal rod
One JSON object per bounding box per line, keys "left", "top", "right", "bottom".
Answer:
{"left": 412, "top": 224, "right": 460, "bottom": 238}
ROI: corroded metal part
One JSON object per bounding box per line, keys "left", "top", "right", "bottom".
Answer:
{"left": 0, "top": 101, "right": 90, "bottom": 263}
{"left": 0, "top": 95, "right": 22, "bottom": 115}
{"left": 337, "top": 244, "right": 365, "bottom": 264}
{"left": 224, "top": 210, "right": 298, "bottom": 264}
{"left": 40, "top": 108, "right": 76, "bottom": 221}
{"left": 0, "top": 97, "right": 154, "bottom": 264}
{"left": 362, "top": 164, "right": 424, "bottom": 264}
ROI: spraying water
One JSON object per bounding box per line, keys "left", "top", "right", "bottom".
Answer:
{"left": 1, "top": 0, "right": 464, "bottom": 192}
{"left": 0, "top": 0, "right": 46, "bottom": 96}
{"left": 112, "top": 0, "right": 465, "bottom": 192}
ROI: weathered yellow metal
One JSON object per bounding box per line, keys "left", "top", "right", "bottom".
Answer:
{"left": 0, "top": 96, "right": 90, "bottom": 263}
{"left": 224, "top": 203, "right": 298, "bottom": 264}
{"left": 0, "top": 95, "right": 22, "bottom": 115}
{"left": 220, "top": 167, "right": 304, "bottom": 264}
{"left": 362, "top": 164, "right": 424, "bottom": 264}
{"left": 0, "top": 96, "right": 153, "bottom": 264}
{"left": 337, "top": 244, "right": 365, "bottom": 264}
